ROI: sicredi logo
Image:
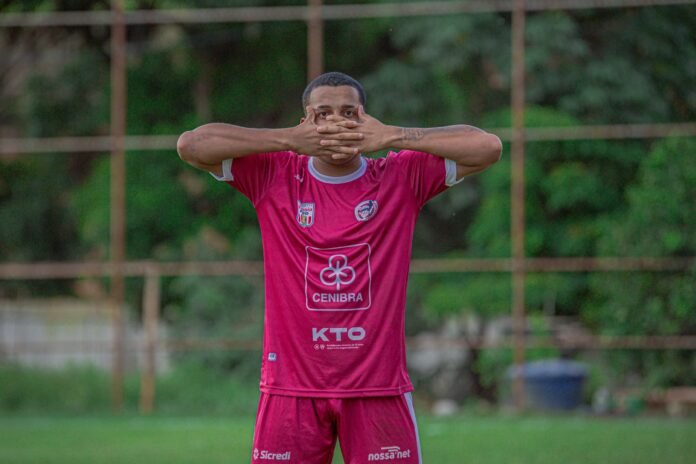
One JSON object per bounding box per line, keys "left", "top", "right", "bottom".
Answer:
{"left": 253, "top": 448, "right": 291, "bottom": 461}
{"left": 305, "top": 243, "right": 372, "bottom": 311}
{"left": 368, "top": 446, "right": 412, "bottom": 461}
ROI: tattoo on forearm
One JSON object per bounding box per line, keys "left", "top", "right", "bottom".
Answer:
{"left": 402, "top": 128, "right": 424, "bottom": 142}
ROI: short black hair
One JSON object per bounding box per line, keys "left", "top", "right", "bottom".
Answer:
{"left": 302, "top": 71, "right": 366, "bottom": 110}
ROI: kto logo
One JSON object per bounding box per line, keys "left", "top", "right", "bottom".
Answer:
{"left": 253, "top": 448, "right": 291, "bottom": 461}
{"left": 305, "top": 243, "right": 372, "bottom": 311}
{"left": 312, "top": 327, "right": 366, "bottom": 342}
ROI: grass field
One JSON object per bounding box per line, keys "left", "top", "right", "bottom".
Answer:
{"left": 1, "top": 415, "right": 695, "bottom": 464}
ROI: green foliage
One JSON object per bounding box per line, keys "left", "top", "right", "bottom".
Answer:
{"left": 439, "top": 107, "right": 645, "bottom": 322}
{"left": 582, "top": 137, "right": 696, "bottom": 387}
{"left": 586, "top": 137, "right": 696, "bottom": 335}
{"left": 144, "top": 361, "right": 260, "bottom": 416}
{"left": 71, "top": 152, "right": 196, "bottom": 259}
{"left": 127, "top": 50, "right": 196, "bottom": 133}
{"left": 365, "top": 12, "right": 509, "bottom": 125}
{"left": 158, "top": 227, "right": 264, "bottom": 371}
{"left": 0, "top": 362, "right": 259, "bottom": 416}
{"left": 71, "top": 150, "right": 262, "bottom": 260}
{"left": 0, "top": 364, "right": 111, "bottom": 414}
{"left": 424, "top": 273, "right": 587, "bottom": 320}
{"left": 0, "top": 156, "right": 79, "bottom": 262}
{"left": 165, "top": 272, "right": 264, "bottom": 374}
{"left": 1, "top": 2, "right": 696, "bottom": 393}
{"left": 21, "top": 49, "right": 109, "bottom": 137}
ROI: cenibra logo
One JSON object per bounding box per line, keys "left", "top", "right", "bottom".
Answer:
{"left": 304, "top": 243, "right": 372, "bottom": 312}
{"left": 368, "top": 445, "right": 412, "bottom": 461}
{"left": 320, "top": 254, "right": 356, "bottom": 290}
{"left": 253, "top": 448, "right": 291, "bottom": 461}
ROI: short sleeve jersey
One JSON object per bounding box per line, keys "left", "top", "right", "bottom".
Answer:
{"left": 212, "top": 151, "right": 463, "bottom": 397}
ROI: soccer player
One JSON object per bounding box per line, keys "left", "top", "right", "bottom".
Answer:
{"left": 177, "top": 72, "right": 502, "bottom": 464}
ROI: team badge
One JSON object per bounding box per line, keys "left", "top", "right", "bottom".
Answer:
{"left": 354, "top": 200, "right": 378, "bottom": 222}
{"left": 297, "top": 201, "right": 315, "bottom": 228}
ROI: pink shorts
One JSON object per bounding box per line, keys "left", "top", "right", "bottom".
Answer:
{"left": 251, "top": 392, "right": 422, "bottom": 464}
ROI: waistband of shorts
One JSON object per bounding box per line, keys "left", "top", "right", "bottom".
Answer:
{"left": 259, "top": 383, "right": 414, "bottom": 398}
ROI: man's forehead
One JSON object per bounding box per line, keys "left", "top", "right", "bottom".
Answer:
{"left": 307, "top": 85, "right": 361, "bottom": 107}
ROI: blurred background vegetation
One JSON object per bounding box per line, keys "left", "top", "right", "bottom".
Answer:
{"left": 0, "top": 0, "right": 694, "bottom": 415}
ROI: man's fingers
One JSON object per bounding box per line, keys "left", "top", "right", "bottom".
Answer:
{"left": 313, "top": 148, "right": 357, "bottom": 158}
{"left": 317, "top": 121, "right": 361, "bottom": 133}
{"left": 323, "top": 145, "right": 360, "bottom": 155}
{"left": 320, "top": 139, "right": 362, "bottom": 147}
{"left": 316, "top": 125, "right": 342, "bottom": 134}
{"left": 335, "top": 121, "right": 360, "bottom": 129}
{"left": 320, "top": 132, "right": 364, "bottom": 141}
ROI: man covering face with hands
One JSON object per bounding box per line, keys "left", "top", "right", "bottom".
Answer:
{"left": 177, "top": 71, "right": 502, "bottom": 464}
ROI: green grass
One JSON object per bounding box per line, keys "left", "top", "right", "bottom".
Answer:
{"left": 1, "top": 415, "right": 694, "bottom": 464}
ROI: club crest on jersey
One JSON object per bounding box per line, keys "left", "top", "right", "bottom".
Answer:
{"left": 355, "top": 199, "right": 378, "bottom": 222}
{"left": 297, "top": 201, "right": 315, "bottom": 228}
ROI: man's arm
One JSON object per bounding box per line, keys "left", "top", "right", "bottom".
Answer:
{"left": 318, "top": 106, "right": 502, "bottom": 179}
{"left": 177, "top": 107, "right": 364, "bottom": 175}
{"left": 176, "top": 124, "right": 293, "bottom": 175}
{"left": 391, "top": 124, "right": 502, "bottom": 178}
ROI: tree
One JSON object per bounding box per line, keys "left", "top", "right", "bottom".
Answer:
{"left": 584, "top": 137, "right": 696, "bottom": 387}
{"left": 1, "top": 1, "right": 695, "bottom": 388}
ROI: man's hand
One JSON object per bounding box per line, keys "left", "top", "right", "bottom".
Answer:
{"left": 317, "top": 106, "right": 394, "bottom": 159}
{"left": 288, "top": 107, "right": 365, "bottom": 157}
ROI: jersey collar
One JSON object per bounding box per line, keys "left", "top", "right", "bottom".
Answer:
{"left": 308, "top": 156, "right": 366, "bottom": 184}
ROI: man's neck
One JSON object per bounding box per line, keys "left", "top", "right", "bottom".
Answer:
{"left": 311, "top": 156, "right": 363, "bottom": 177}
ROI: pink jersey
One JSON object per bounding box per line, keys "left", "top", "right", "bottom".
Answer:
{"left": 212, "top": 150, "right": 462, "bottom": 397}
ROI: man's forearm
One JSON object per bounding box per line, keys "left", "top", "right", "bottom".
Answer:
{"left": 386, "top": 124, "right": 502, "bottom": 167}
{"left": 177, "top": 123, "right": 293, "bottom": 168}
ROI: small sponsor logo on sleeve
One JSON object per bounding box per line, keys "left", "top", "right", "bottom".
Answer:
{"left": 268, "top": 353, "right": 277, "bottom": 362}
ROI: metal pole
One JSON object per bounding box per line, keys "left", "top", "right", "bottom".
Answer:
{"left": 2, "top": 1, "right": 696, "bottom": 28}
{"left": 140, "top": 268, "right": 160, "bottom": 414}
{"left": 3, "top": 122, "right": 696, "bottom": 155}
{"left": 0, "top": 256, "right": 694, "bottom": 280}
{"left": 511, "top": 0, "right": 527, "bottom": 412}
{"left": 110, "top": 0, "right": 127, "bottom": 413}
{"left": 307, "top": 0, "right": 324, "bottom": 80}
{"left": 9, "top": 334, "right": 696, "bottom": 353}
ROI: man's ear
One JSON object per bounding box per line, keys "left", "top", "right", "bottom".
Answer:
{"left": 304, "top": 106, "right": 315, "bottom": 125}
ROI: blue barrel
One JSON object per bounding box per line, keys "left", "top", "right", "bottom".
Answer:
{"left": 507, "top": 359, "right": 588, "bottom": 410}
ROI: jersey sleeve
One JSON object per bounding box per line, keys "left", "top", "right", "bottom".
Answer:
{"left": 209, "top": 151, "right": 293, "bottom": 205}
{"left": 389, "top": 150, "right": 465, "bottom": 208}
